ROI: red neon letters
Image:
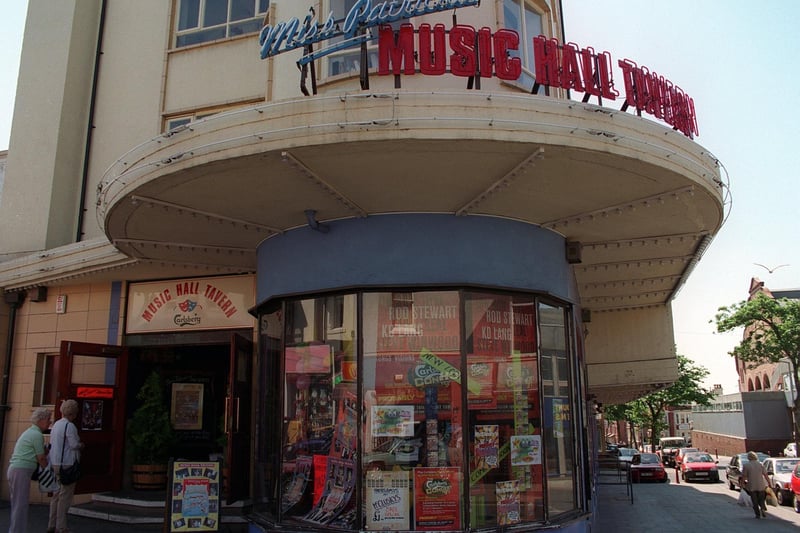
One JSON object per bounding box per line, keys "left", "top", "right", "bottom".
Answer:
{"left": 378, "top": 23, "right": 521, "bottom": 80}
{"left": 533, "top": 37, "right": 617, "bottom": 99}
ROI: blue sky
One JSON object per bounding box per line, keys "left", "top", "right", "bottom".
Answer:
{"left": 2, "top": 1, "right": 799, "bottom": 394}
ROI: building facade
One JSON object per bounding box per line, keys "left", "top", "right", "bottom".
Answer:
{"left": 692, "top": 392, "right": 792, "bottom": 458}
{"left": 0, "top": 1, "right": 725, "bottom": 531}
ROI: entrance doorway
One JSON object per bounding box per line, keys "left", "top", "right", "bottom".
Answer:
{"left": 127, "top": 342, "right": 231, "bottom": 463}
{"left": 58, "top": 331, "right": 253, "bottom": 499}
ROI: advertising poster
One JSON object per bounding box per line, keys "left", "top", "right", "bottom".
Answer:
{"left": 281, "top": 455, "right": 312, "bottom": 513}
{"left": 171, "top": 383, "right": 204, "bottom": 430}
{"left": 495, "top": 480, "right": 521, "bottom": 525}
{"left": 371, "top": 405, "right": 415, "bottom": 437}
{"left": 365, "top": 470, "right": 410, "bottom": 530}
{"left": 168, "top": 460, "right": 220, "bottom": 531}
{"left": 81, "top": 400, "right": 104, "bottom": 431}
{"left": 466, "top": 297, "right": 536, "bottom": 356}
{"left": 331, "top": 390, "right": 358, "bottom": 459}
{"left": 285, "top": 344, "right": 332, "bottom": 374}
{"left": 466, "top": 358, "right": 496, "bottom": 409}
{"left": 413, "top": 467, "right": 462, "bottom": 531}
{"left": 303, "top": 457, "right": 356, "bottom": 527}
{"left": 510, "top": 435, "right": 542, "bottom": 466}
{"left": 474, "top": 425, "right": 499, "bottom": 470}
{"left": 374, "top": 292, "right": 461, "bottom": 355}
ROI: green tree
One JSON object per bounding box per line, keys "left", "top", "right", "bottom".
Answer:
{"left": 715, "top": 293, "right": 800, "bottom": 451}
{"left": 608, "top": 356, "right": 716, "bottom": 451}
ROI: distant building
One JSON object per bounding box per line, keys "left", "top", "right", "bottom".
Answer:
{"left": 736, "top": 278, "right": 800, "bottom": 392}
{"left": 691, "top": 392, "right": 791, "bottom": 456}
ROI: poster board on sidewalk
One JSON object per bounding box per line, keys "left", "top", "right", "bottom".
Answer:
{"left": 165, "top": 459, "right": 221, "bottom": 532}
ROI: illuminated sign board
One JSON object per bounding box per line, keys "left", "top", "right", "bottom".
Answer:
{"left": 259, "top": 2, "right": 698, "bottom": 137}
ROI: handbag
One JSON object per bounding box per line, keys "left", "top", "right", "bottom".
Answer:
{"left": 57, "top": 421, "right": 82, "bottom": 486}
{"left": 37, "top": 464, "right": 60, "bottom": 493}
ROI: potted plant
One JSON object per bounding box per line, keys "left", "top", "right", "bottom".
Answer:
{"left": 127, "top": 370, "right": 177, "bottom": 489}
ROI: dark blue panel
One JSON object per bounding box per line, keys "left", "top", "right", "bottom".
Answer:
{"left": 256, "top": 214, "right": 576, "bottom": 305}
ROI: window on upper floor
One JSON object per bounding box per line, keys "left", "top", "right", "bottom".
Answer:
{"left": 503, "top": 0, "right": 545, "bottom": 91}
{"left": 324, "top": 0, "right": 379, "bottom": 78}
{"left": 175, "top": 0, "right": 270, "bottom": 48}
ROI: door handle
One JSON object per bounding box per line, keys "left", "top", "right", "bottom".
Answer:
{"left": 233, "top": 397, "right": 240, "bottom": 433}
{"left": 224, "top": 397, "right": 230, "bottom": 432}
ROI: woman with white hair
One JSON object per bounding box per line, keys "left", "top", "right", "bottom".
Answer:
{"left": 47, "top": 399, "right": 83, "bottom": 533}
{"left": 7, "top": 406, "right": 51, "bottom": 532}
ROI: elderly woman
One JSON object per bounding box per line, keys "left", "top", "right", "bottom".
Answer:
{"left": 47, "top": 399, "right": 83, "bottom": 533}
{"left": 7, "top": 407, "right": 51, "bottom": 533}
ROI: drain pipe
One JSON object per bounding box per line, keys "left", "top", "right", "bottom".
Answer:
{"left": 75, "top": 0, "right": 107, "bottom": 242}
{"left": 0, "top": 291, "right": 26, "bottom": 470}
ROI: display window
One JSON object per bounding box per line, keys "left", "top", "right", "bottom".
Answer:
{"left": 255, "top": 289, "right": 581, "bottom": 532}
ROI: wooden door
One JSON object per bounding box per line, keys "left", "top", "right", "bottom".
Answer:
{"left": 56, "top": 340, "right": 128, "bottom": 494}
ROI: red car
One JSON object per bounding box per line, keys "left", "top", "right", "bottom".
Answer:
{"left": 680, "top": 452, "right": 720, "bottom": 483}
{"left": 629, "top": 452, "right": 668, "bottom": 483}
{"left": 792, "top": 462, "right": 800, "bottom": 512}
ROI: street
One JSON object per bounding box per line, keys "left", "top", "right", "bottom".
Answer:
{"left": 597, "top": 467, "right": 800, "bottom": 532}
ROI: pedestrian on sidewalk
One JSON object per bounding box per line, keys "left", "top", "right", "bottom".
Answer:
{"left": 47, "top": 399, "right": 83, "bottom": 533}
{"left": 741, "top": 450, "right": 770, "bottom": 519}
{"left": 6, "top": 407, "right": 52, "bottom": 533}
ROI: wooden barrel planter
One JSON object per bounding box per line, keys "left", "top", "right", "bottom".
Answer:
{"left": 131, "top": 463, "right": 168, "bottom": 490}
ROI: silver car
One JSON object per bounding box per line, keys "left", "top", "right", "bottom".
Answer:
{"left": 764, "top": 457, "right": 800, "bottom": 506}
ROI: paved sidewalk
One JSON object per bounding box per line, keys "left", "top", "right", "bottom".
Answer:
{"left": 596, "top": 457, "right": 800, "bottom": 532}
{"left": 0, "top": 500, "right": 247, "bottom": 532}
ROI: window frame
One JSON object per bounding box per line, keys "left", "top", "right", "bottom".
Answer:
{"left": 33, "top": 352, "right": 58, "bottom": 407}
{"left": 500, "top": 0, "right": 550, "bottom": 91}
{"left": 174, "top": 0, "right": 270, "bottom": 49}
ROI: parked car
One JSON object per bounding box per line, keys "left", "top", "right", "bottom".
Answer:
{"left": 791, "top": 462, "right": 800, "bottom": 513}
{"left": 726, "top": 452, "right": 771, "bottom": 490}
{"left": 680, "top": 452, "right": 719, "bottom": 483}
{"left": 674, "top": 447, "right": 699, "bottom": 470}
{"left": 617, "top": 447, "right": 638, "bottom": 470}
{"left": 764, "top": 457, "right": 800, "bottom": 506}
{"left": 784, "top": 442, "right": 797, "bottom": 458}
{"left": 630, "top": 452, "right": 668, "bottom": 483}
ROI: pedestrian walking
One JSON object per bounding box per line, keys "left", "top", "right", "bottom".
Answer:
{"left": 6, "top": 407, "right": 52, "bottom": 532}
{"left": 741, "top": 450, "right": 770, "bottom": 518}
